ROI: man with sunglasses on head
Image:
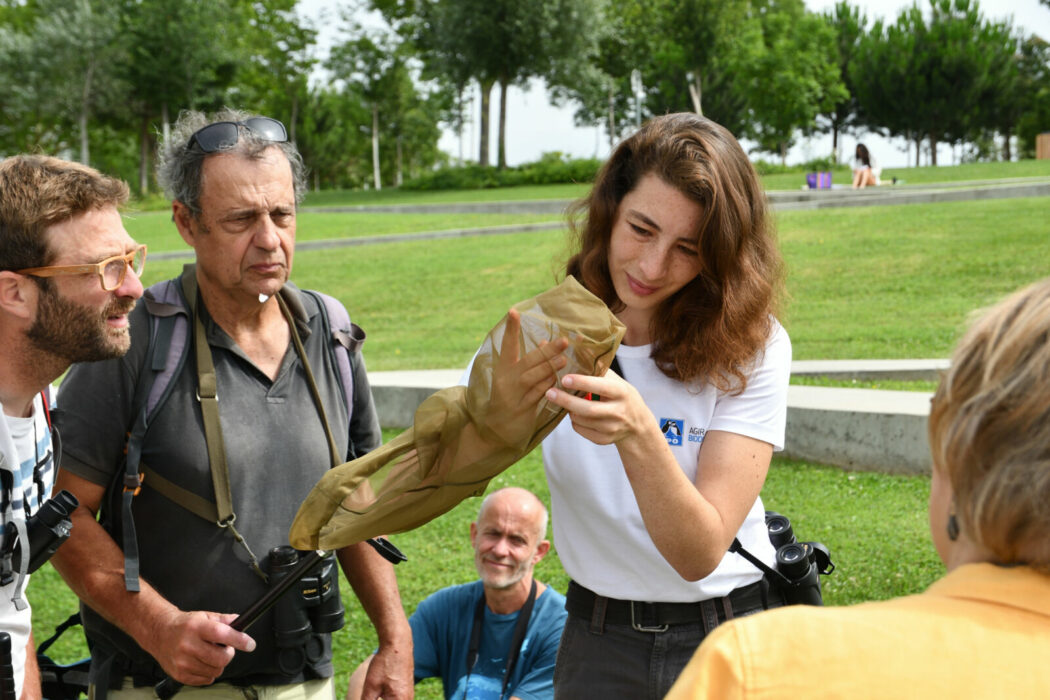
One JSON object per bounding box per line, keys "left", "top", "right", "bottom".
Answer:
{"left": 51, "top": 109, "right": 413, "bottom": 700}
{"left": 0, "top": 155, "right": 145, "bottom": 700}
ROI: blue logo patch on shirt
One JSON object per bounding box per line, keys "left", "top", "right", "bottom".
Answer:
{"left": 659, "top": 418, "right": 684, "bottom": 446}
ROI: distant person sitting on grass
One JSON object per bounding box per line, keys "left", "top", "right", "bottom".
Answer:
{"left": 852, "top": 143, "right": 880, "bottom": 188}
{"left": 346, "top": 487, "right": 567, "bottom": 700}
{"left": 666, "top": 276, "right": 1050, "bottom": 699}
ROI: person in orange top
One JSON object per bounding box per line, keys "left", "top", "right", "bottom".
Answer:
{"left": 666, "top": 277, "right": 1050, "bottom": 699}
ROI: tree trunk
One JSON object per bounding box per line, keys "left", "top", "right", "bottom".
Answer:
{"left": 1002, "top": 130, "right": 1012, "bottom": 161}
{"left": 139, "top": 114, "right": 151, "bottom": 195}
{"left": 162, "top": 102, "right": 170, "bottom": 147}
{"left": 929, "top": 133, "right": 938, "bottom": 167}
{"left": 607, "top": 83, "right": 616, "bottom": 151}
{"left": 780, "top": 141, "right": 787, "bottom": 168}
{"left": 687, "top": 70, "right": 702, "bottom": 116}
{"left": 497, "top": 80, "right": 508, "bottom": 169}
{"left": 372, "top": 103, "right": 381, "bottom": 191}
{"left": 914, "top": 136, "right": 921, "bottom": 167}
{"left": 290, "top": 94, "right": 299, "bottom": 143}
{"left": 478, "top": 78, "right": 494, "bottom": 167}
{"left": 831, "top": 126, "right": 839, "bottom": 162}
{"left": 79, "top": 110, "right": 90, "bottom": 166}
{"left": 79, "top": 60, "right": 95, "bottom": 165}
{"left": 396, "top": 134, "right": 403, "bottom": 187}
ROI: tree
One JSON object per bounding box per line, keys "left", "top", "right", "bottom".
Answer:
{"left": 118, "top": 0, "right": 241, "bottom": 192}
{"left": 548, "top": 0, "right": 760, "bottom": 144}
{"left": 296, "top": 87, "right": 373, "bottom": 190}
{"left": 854, "top": 0, "right": 1021, "bottom": 167}
{"left": 0, "top": 0, "right": 124, "bottom": 163}
{"left": 328, "top": 28, "right": 402, "bottom": 189}
{"left": 748, "top": 0, "right": 847, "bottom": 164}
{"left": 819, "top": 1, "right": 869, "bottom": 162}
{"left": 1015, "top": 35, "right": 1050, "bottom": 158}
{"left": 971, "top": 19, "right": 1022, "bottom": 160}
{"left": 373, "top": 0, "right": 599, "bottom": 168}
{"left": 232, "top": 1, "right": 318, "bottom": 144}
{"left": 33, "top": 0, "right": 125, "bottom": 165}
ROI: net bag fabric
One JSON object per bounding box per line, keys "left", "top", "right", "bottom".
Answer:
{"left": 289, "top": 276, "right": 625, "bottom": 550}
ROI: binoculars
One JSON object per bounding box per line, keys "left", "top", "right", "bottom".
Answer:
{"left": 764, "top": 511, "right": 835, "bottom": 606}
{"left": 1, "top": 490, "right": 78, "bottom": 586}
{"left": 268, "top": 546, "right": 345, "bottom": 675}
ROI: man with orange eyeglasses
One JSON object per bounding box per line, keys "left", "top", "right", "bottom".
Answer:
{"left": 0, "top": 155, "right": 145, "bottom": 700}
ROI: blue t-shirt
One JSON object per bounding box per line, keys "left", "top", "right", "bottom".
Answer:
{"left": 411, "top": 580, "right": 567, "bottom": 700}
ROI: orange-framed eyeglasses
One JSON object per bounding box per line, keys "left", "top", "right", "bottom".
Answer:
{"left": 18, "top": 244, "right": 147, "bottom": 291}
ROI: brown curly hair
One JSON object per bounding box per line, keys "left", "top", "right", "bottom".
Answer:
{"left": 566, "top": 113, "right": 782, "bottom": 391}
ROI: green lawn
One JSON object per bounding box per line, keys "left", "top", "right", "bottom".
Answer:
{"left": 760, "top": 158, "right": 1050, "bottom": 191}
{"left": 136, "top": 195, "right": 1050, "bottom": 371}
{"left": 123, "top": 210, "right": 562, "bottom": 254}
{"left": 123, "top": 157, "right": 1050, "bottom": 212}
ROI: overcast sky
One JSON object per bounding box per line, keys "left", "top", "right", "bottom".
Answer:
{"left": 299, "top": 0, "right": 1050, "bottom": 168}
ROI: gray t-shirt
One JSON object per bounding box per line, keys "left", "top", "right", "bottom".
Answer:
{"left": 56, "top": 279, "right": 380, "bottom": 685}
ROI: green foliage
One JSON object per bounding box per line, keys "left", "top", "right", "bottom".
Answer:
{"left": 748, "top": 0, "right": 848, "bottom": 163}
{"left": 816, "top": 0, "right": 869, "bottom": 158}
{"left": 851, "top": 0, "right": 1024, "bottom": 166}
{"left": 1015, "top": 35, "right": 1050, "bottom": 158}
{"left": 401, "top": 153, "right": 602, "bottom": 190}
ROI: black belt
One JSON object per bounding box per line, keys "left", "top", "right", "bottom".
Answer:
{"left": 566, "top": 580, "right": 774, "bottom": 633}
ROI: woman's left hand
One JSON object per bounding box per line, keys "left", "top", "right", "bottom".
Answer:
{"left": 545, "top": 371, "right": 660, "bottom": 448}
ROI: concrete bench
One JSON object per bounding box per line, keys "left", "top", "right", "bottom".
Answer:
{"left": 368, "top": 359, "right": 943, "bottom": 475}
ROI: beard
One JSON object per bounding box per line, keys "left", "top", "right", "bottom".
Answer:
{"left": 27, "top": 287, "right": 135, "bottom": 363}
{"left": 476, "top": 554, "right": 531, "bottom": 590}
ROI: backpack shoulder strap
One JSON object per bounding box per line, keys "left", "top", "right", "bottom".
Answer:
{"left": 303, "top": 290, "right": 369, "bottom": 460}
{"left": 117, "top": 268, "right": 193, "bottom": 591}
{"left": 303, "top": 290, "right": 364, "bottom": 417}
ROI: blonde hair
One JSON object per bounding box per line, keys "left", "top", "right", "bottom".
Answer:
{"left": 928, "top": 278, "right": 1050, "bottom": 569}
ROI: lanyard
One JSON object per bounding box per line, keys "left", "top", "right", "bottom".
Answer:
{"left": 465, "top": 579, "right": 537, "bottom": 700}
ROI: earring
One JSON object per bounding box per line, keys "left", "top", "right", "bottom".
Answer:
{"left": 947, "top": 514, "right": 960, "bottom": 542}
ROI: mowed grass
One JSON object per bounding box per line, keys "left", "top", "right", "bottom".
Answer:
{"left": 136, "top": 195, "right": 1050, "bottom": 371}
{"left": 121, "top": 210, "right": 562, "bottom": 254}
{"left": 760, "top": 157, "right": 1050, "bottom": 191}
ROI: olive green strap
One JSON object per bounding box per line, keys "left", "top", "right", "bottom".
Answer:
{"left": 186, "top": 273, "right": 266, "bottom": 581}
{"left": 140, "top": 463, "right": 217, "bottom": 522}
{"left": 276, "top": 293, "right": 341, "bottom": 469}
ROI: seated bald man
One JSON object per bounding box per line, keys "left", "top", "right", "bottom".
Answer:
{"left": 348, "top": 487, "right": 567, "bottom": 700}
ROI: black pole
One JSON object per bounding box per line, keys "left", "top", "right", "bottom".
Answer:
{"left": 153, "top": 550, "right": 325, "bottom": 700}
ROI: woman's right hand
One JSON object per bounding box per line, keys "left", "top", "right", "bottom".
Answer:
{"left": 481, "top": 307, "right": 569, "bottom": 446}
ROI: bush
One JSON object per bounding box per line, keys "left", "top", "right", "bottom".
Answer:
{"left": 401, "top": 152, "right": 602, "bottom": 191}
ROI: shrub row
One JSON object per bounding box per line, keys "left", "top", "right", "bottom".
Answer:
{"left": 401, "top": 152, "right": 603, "bottom": 191}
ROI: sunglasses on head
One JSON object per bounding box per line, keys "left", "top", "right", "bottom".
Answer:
{"left": 187, "top": 117, "right": 288, "bottom": 153}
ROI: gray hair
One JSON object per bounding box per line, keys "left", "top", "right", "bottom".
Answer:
{"left": 156, "top": 107, "right": 307, "bottom": 216}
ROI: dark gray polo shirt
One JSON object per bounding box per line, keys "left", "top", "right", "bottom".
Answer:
{"left": 56, "top": 278, "right": 381, "bottom": 685}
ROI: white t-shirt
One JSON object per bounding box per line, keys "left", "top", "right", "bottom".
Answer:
{"left": 542, "top": 321, "right": 791, "bottom": 602}
{"left": 0, "top": 392, "right": 56, "bottom": 700}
